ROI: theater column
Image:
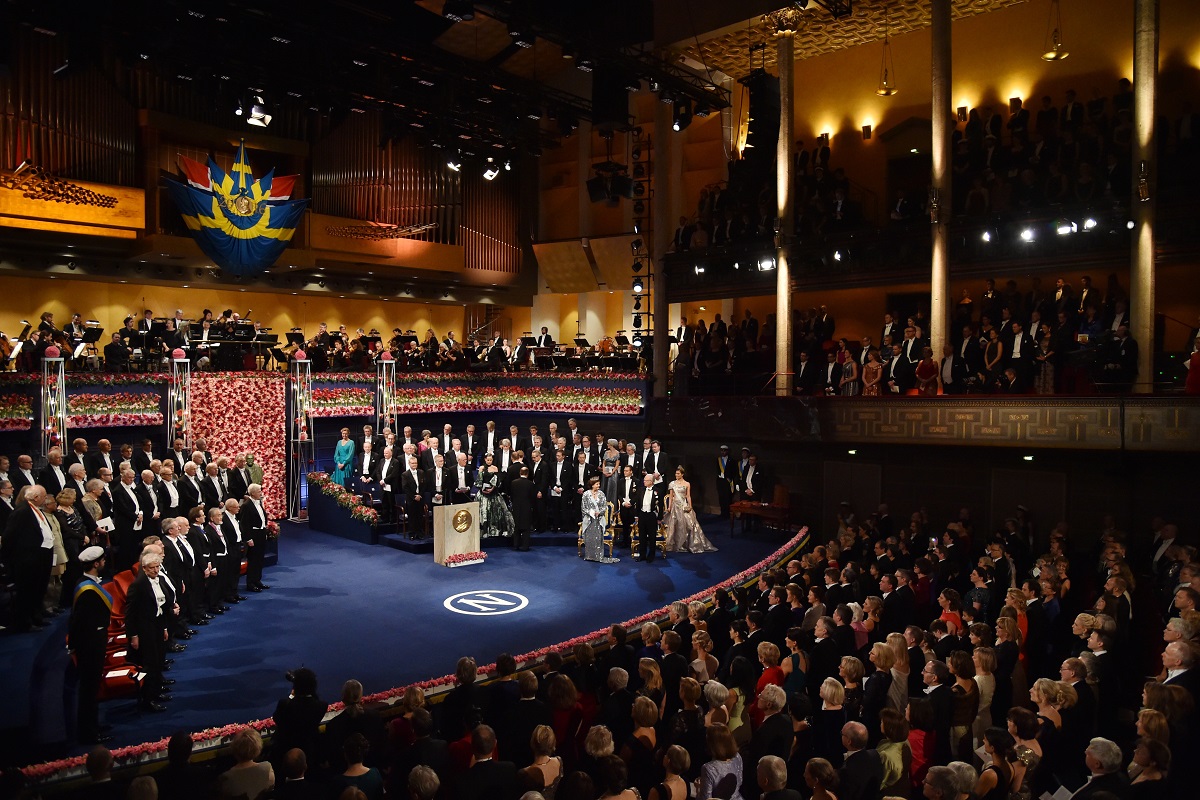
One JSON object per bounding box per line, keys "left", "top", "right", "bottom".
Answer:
{"left": 652, "top": 96, "right": 672, "bottom": 398}
{"left": 775, "top": 30, "right": 795, "bottom": 397}
{"left": 929, "top": 0, "right": 952, "bottom": 360}
{"left": 1131, "top": 0, "right": 1158, "bottom": 393}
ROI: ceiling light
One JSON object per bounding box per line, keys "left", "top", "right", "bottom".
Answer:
{"left": 632, "top": 259, "right": 644, "bottom": 274}
{"left": 981, "top": 231, "right": 992, "bottom": 242}
{"left": 483, "top": 158, "right": 500, "bottom": 180}
{"left": 447, "top": 157, "right": 462, "bottom": 172}
{"left": 1082, "top": 217, "right": 1098, "bottom": 231}
{"left": 246, "top": 95, "right": 272, "bottom": 127}
{"left": 693, "top": 265, "right": 705, "bottom": 275}
{"left": 1041, "top": 0, "right": 1070, "bottom": 61}
{"left": 525, "top": 106, "right": 543, "bottom": 121}
{"left": 234, "top": 100, "right": 243, "bottom": 116}
{"left": 352, "top": 59, "right": 368, "bottom": 67}
{"left": 758, "top": 258, "right": 776, "bottom": 271}
{"left": 633, "top": 314, "right": 643, "bottom": 330}
{"left": 504, "top": 160, "right": 511, "bottom": 171}
{"left": 1056, "top": 219, "right": 1077, "bottom": 235}
{"left": 633, "top": 296, "right": 642, "bottom": 311}
{"left": 631, "top": 238, "right": 643, "bottom": 252}
{"left": 833, "top": 250, "right": 843, "bottom": 262}
{"left": 1126, "top": 220, "right": 1136, "bottom": 230}
{"left": 576, "top": 56, "right": 595, "bottom": 73}
{"left": 672, "top": 98, "right": 692, "bottom": 132}
{"left": 876, "top": 3, "right": 899, "bottom": 96}
{"left": 1020, "top": 228, "right": 1035, "bottom": 242}
{"left": 632, "top": 276, "right": 644, "bottom": 294}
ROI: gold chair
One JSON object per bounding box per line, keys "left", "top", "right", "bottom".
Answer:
{"left": 577, "top": 501, "right": 616, "bottom": 559}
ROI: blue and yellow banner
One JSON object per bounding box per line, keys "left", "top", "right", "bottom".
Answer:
{"left": 164, "top": 140, "right": 308, "bottom": 276}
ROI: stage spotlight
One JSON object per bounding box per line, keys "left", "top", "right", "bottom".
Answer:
{"left": 631, "top": 259, "right": 643, "bottom": 274}
{"left": 1020, "top": 228, "right": 1035, "bottom": 242}
{"left": 631, "top": 238, "right": 643, "bottom": 252}
{"left": 633, "top": 296, "right": 642, "bottom": 311}
{"left": 632, "top": 334, "right": 643, "bottom": 347}
{"left": 632, "top": 276, "right": 644, "bottom": 294}
{"left": 981, "top": 230, "right": 992, "bottom": 243}
{"left": 234, "top": 99, "right": 243, "bottom": 116}
{"left": 1056, "top": 219, "right": 1077, "bottom": 235}
{"left": 246, "top": 95, "right": 272, "bottom": 127}
{"left": 504, "top": 160, "right": 511, "bottom": 171}
{"left": 833, "top": 250, "right": 843, "bottom": 262}
{"left": 672, "top": 98, "right": 692, "bottom": 132}
{"left": 1126, "top": 220, "right": 1135, "bottom": 230}
{"left": 633, "top": 314, "right": 642, "bottom": 329}
{"left": 758, "top": 257, "right": 776, "bottom": 271}
{"left": 1082, "top": 217, "right": 1098, "bottom": 231}
{"left": 447, "top": 157, "right": 462, "bottom": 172}
{"left": 483, "top": 158, "right": 500, "bottom": 180}
{"left": 694, "top": 264, "right": 705, "bottom": 275}
{"left": 732, "top": 261, "right": 740, "bottom": 270}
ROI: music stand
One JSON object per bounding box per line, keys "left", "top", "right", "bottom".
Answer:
{"left": 614, "top": 334, "right": 630, "bottom": 347}
{"left": 520, "top": 336, "right": 537, "bottom": 347}
{"left": 363, "top": 335, "right": 383, "bottom": 352}
{"left": 231, "top": 323, "right": 256, "bottom": 341}
{"left": 74, "top": 327, "right": 104, "bottom": 359}
{"left": 285, "top": 332, "right": 306, "bottom": 347}
{"left": 573, "top": 338, "right": 591, "bottom": 348}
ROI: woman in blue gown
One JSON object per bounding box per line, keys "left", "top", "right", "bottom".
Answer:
{"left": 332, "top": 427, "right": 355, "bottom": 486}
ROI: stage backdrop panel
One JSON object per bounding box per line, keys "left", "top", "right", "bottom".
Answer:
{"left": 190, "top": 372, "right": 287, "bottom": 518}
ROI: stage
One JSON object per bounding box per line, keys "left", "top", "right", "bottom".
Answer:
{"left": 1, "top": 516, "right": 791, "bottom": 771}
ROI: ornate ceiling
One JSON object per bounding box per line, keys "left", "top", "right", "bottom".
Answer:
{"left": 677, "top": 0, "right": 1030, "bottom": 80}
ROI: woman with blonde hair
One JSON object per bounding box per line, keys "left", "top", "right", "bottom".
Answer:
{"left": 619, "top": 696, "right": 660, "bottom": 796}
{"left": 863, "top": 643, "right": 895, "bottom": 739}
{"left": 639, "top": 622, "right": 663, "bottom": 661}
{"left": 690, "top": 630, "right": 719, "bottom": 683}
{"left": 814, "top": 678, "right": 847, "bottom": 766}
{"left": 839, "top": 656, "right": 865, "bottom": 722}
{"left": 751, "top": 641, "right": 784, "bottom": 727}
{"left": 993, "top": 616, "right": 1024, "bottom": 721}
{"left": 218, "top": 727, "right": 275, "bottom": 800}
{"left": 637, "top": 658, "right": 664, "bottom": 712}
{"left": 518, "top": 724, "right": 564, "bottom": 798}
{"left": 885, "top": 632, "right": 910, "bottom": 713}
{"left": 972, "top": 647, "right": 997, "bottom": 747}
{"left": 387, "top": 685, "right": 426, "bottom": 748}
{"left": 1134, "top": 708, "right": 1170, "bottom": 747}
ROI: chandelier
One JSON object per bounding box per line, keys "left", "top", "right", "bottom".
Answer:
{"left": 764, "top": 4, "right": 806, "bottom": 36}
{"left": 875, "top": 3, "right": 898, "bottom": 97}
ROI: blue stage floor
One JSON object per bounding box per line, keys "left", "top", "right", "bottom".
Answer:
{"left": 0, "top": 517, "right": 785, "bottom": 767}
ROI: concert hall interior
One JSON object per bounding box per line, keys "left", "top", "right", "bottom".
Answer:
{"left": 1, "top": 0, "right": 1200, "bottom": 795}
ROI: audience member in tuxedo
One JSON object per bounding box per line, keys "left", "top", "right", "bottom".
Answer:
{"left": 455, "top": 724, "right": 518, "bottom": 800}
{"left": 749, "top": 736, "right": 796, "bottom": 800}
{"left": 439, "top": 657, "right": 491, "bottom": 741}
{"left": 273, "top": 748, "right": 323, "bottom": 800}
{"left": 507, "top": 671, "right": 553, "bottom": 769}
{"left": 3, "top": 484, "right": 54, "bottom": 631}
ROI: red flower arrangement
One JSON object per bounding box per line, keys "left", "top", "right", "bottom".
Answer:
{"left": 191, "top": 373, "right": 287, "bottom": 519}
{"left": 310, "top": 387, "right": 374, "bottom": 417}
{"left": 266, "top": 521, "right": 280, "bottom": 540}
{"left": 308, "top": 472, "right": 379, "bottom": 525}
{"left": 67, "top": 392, "right": 163, "bottom": 428}
{"left": 444, "top": 551, "right": 487, "bottom": 567}
{"left": 390, "top": 385, "right": 642, "bottom": 415}
{"left": 0, "top": 373, "right": 173, "bottom": 388}
{"left": 0, "top": 393, "right": 33, "bottom": 430}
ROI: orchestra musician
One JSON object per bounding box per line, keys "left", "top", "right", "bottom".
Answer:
{"left": 535, "top": 327, "right": 554, "bottom": 348}
{"left": 104, "top": 333, "right": 132, "bottom": 372}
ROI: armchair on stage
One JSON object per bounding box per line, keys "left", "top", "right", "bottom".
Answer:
{"left": 576, "top": 502, "right": 667, "bottom": 560}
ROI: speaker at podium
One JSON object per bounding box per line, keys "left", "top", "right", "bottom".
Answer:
{"left": 433, "top": 502, "right": 481, "bottom": 565}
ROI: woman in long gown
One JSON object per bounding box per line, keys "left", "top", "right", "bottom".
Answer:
{"left": 915, "top": 346, "right": 940, "bottom": 396}
{"left": 475, "top": 452, "right": 514, "bottom": 539}
{"left": 861, "top": 349, "right": 883, "bottom": 397}
{"left": 581, "top": 476, "right": 618, "bottom": 563}
{"left": 663, "top": 468, "right": 717, "bottom": 554}
{"left": 332, "top": 427, "right": 355, "bottom": 486}
{"left": 601, "top": 439, "right": 622, "bottom": 503}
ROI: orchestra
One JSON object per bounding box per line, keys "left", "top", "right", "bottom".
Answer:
{"left": 0, "top": 310, "right": 649, "bottom": 375}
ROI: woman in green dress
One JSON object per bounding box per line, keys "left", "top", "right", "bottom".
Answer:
{"left": 331, "top": 427, "right": 355, "bottom": 486}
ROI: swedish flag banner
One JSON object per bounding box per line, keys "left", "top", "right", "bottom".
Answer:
{"left": 164, "top": 140, "right": 308, "bottom": 277}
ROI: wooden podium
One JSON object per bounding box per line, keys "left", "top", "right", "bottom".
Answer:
{"left": 433, "top": 502, "right": 481, "bottom": 565}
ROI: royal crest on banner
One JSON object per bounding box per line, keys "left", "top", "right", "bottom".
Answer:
{"left": 163, "top": 140, "right": 308, "bottom": 276}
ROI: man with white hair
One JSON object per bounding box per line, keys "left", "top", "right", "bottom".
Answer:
{"left": 67, "top": 462, "right": 89, "bottom": 504}
{"left": 755, "top": 755, "right": 798, "bottom": 800}
{"left": 4, "top": 484, "right": 53, "bottom": 631}
{"left": 745, "top": 684, "right": 792, "bottom": 790}
{"left": 220, "top": 499, "right": 247, "bottom": 604}
{"left": 201, "top": 463, "right": 226, "bottom": 512}
{"left": 1162, "top": 640, "right": 1200, "bottom": 700}
{"left": 125, "top": 550, "right": 173, "bottom": 712}
{"left": 1069, "top": 738, "right": 1127, "bottom": 799}
{"left": 239, "top": 484, "right": 270, "bottom": 592}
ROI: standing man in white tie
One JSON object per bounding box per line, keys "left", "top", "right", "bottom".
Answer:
{"left": 238, "top": 485, "right": 270, "bottom": 592}
{"left": 401, "top": 455, "right": 426, "bottom": 539}
{"left": 616, "top": 464, "right": 640, "bottom": 549}
{"left": 355, "top": 442, "right": 377, "bottom": 501}
{"left": 451, "top": 452, "right": 474, "bottom": 504}
{"left": 376, "top": 446, "right": 398, "bottom": 526}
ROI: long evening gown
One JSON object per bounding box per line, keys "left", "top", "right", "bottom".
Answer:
{"left": 475, "top": 468, "right": 514, "bottom": 538}
{"left": 331, "top": 439, "right": 355, "bottom": 486}
{"left": 663, "top": 481, "right": 717, "bottom": 553}
{"left": 581, "top": 489, "right": 618, "bottom": 563}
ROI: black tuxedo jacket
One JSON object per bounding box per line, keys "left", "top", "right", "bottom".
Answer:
{"left": 155, "top": 479, "right": 183, "bottom": 516}
{"left": 200, "top": 476, "right": 225, "bottom": 512}
{"left": 227, "top": 467, "right": 252, "bottom": 500}
{"left": 460, "top": 433, "right": 479, "bottom": 461}
{"left": 745, "top": 712, "right": 793, "bottom": 789}
{"left": 131, "top": 450, "right": 154, "bottom": 475}
{"left": 125, "top": 570, "right": 174, "bottom": 643}
{"left": 838, "top": 749, "right": 884, "bottom": 800}
{"left": 509, "top": 477, "right": 536, "bottom": 530}
{"left": 238, "top": 499, "right": 267, "bottom": 538}
{"left": 85, "top": 452, "right": 115, "bottom": 480}
{"left": 527, "top": 459, "right": 550, "bottom": 494}
{"left": 178, "top": 475, "right": 203, "bottom": 511}
{"left": 425, "top": 466, "right": 449, "bottom": 504}
{"left": 940, "top": 355, "right": 971, "bottom": 392}
{"left": 794, "top": 358, "right": 819, "bottom": 394}
{"left": 456, "top": 759, "right": 519, "bottom": 800}
{"left": 568, "top": 462, "right": 596, "bottom": 497}
{"left": 353, "top": 451, "right": 378, "bottom": 481}
{"left": 400, "top": 468, "right": 427, "bottom": 501}
{"left": 418, "top": 448, "right": 442, "bottom": 472}
{"left": 375, "top": 458, "right": 400, "bottom": 492}
{"left": 615, "top": 475, "right": 641, "bottom": 510}
{"left": 446, "top": 463, "right": 475, "bottom": 498}
{"left": 635, "top": 487, "right": 663, "bottom": 522}
{"left": 64, "top": 450, "right": 89, "bottom": 471}
{"left": 882, "top": 585, "right": 915, "bottom": 634}
{"left": 37, "top": 465, "right": 68, "bottom": 496}
{"left": 133, "top": 482, "right": 160, "bottom": 523}
{"left": 167, "top": 449, "right": 190, "bottom": 475}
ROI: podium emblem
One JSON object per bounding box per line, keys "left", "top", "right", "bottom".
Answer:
{"left": 452, "top": 509, "right": 473, "bottom": 532}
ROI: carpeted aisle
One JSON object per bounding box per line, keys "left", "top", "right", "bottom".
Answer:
{"left": 1, "top": 516, "right": 783, "bottom": 764}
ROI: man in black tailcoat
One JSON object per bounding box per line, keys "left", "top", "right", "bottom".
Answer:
{"left": 509, "top": 467, "right": 536, "bottom": 552}
{"left": 125, "top": 551, "right": 173, "bottom": 713}
{"left": 635, "top": 474, "right": 663, "bottom": 562}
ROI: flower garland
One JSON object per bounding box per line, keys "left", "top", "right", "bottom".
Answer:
{"left": 444, "top": 551, "right": 487, "bottom": 567}
{"left": 0, "top": 373, "right": 173, "bottom": 388}
{"left": 20, "top": 525, "right": 809, "bottom": 783}
{"left": 310, "top": 387, "right": 374, "bottom": 417}
{"left": 311, "top": 371, "right": 643, "bottom": 386}
{"left": 67, "top": 392, "right": 163, "bottom": 428}
{"left": 308, "top": 472, "right": 379, "bottom": 525}
{"left": 190, "top": 373, "right": 287, "bottom": 518}
{"left": 0, "top": 393, "right": 34, "bottom": 430}
{"left": 391, "top": 385, "right": 642, "bottom": 415}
